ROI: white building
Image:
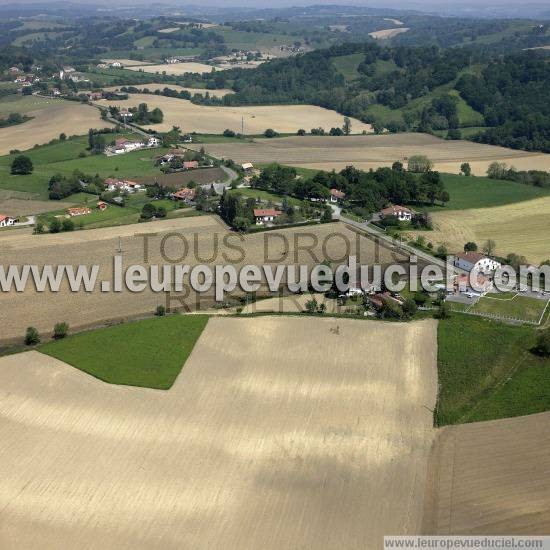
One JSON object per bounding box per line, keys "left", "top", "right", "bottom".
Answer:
{"left": 104, "top": 178, "right": 142, "bottom": 193}
{"left": 147, "top": 136, "right": 161, "bottom": 147}
{"left": 0, "top": 215, "right": 16, "bottom": 228}
{"left": 379, "top": 205, "right": 413, "bottom": 222}
{"left": 454, "top": 252, "right": 501, "bottom": 276}
{"left": 253, "top": 208, "right": 282, "bottom": 225}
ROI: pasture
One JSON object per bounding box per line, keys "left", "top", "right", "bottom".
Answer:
{"left": 0, "top": 317, "right": 438, "bottom": 548}
{"left": 0, "top": 102, "right": 105, "bottom": 156}
{"left": 103, "top": 83, "right": 233, "bottom": 97}
{"left": 188, "top": 134, "right": 550, "bottom": 176}
{"left": 97, "top": 94, "right": 372, "bottom": 135}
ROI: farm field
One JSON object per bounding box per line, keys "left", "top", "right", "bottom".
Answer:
{"left": 96, "top": 94, "right": 372, "bottom": 135}
{"left": 41, "top": 315, "right": 208, "bottom": 389}
{"left": 0, "top": 197, "right": 78, "bottom": 217}
{"left": 103, "top": 83, "right": 233, "bottom": 97}
{"left": 126, "top": 62, "right": 222, "bottom": 75}
{"left": 0, "top": 317, "right": 438, "bottom": 549}
{"left": 411, "top": 197, "right": 550, "bottom": 264}
{"left": 425, "top": 411, "right": 550, "bottom": 535}
{"left": 369, "top": 27, "right": 410, "bottom": 39}
{"left": 0, "top": 102, "right": 105, "bottom": 156}
{"left": 101, "top": 58, "right": 153, "bottom": 66}
{"left": 188, "top": 134, "right": 550, "bottom": 176}
{"left": 0, "top": 218, "right": 407, "bottom": 341}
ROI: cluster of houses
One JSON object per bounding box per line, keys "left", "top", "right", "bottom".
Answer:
{"left": 107, "top": 136, "right": 160, "bottom": 155}
{"left": 13, "top": 74, "right": 39, "bottom": 86}
{"left": 104, "top": 178, "right": 143, "bottom": 193}
{"left": 164, "top": 56, "right": 197, "bottom": 64}
{"left": 156, "top": 149, "right": 201, "bottom": 169}
{"left": 96, "top": 61, "right": 124, "bottom": 69}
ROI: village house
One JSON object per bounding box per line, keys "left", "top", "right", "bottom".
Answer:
{"left": 379, "top": 205, "right": 413, "bottom": 222}
{"left": 330, "top": 189, "right": 346, "bottom": 203}
{"left": 454, "top": 252, "right": 501, "bottom": 276}
{"left": 254, "top": 208, "right": 282, "bottom": 225}
{"left": 109, "top": 61, "right": 123, "bottom": 69}
{"left": 104, "top": 178, "right": 142, "bottom": 193}
{"left": 183, "top": 160, "right": 199, "bottom": 170}
{"left": 455, "top": 272, "right": 493, "bottom": 295}
{"left": 67, "top": 207, "right": 91, "bottom": 217}
{"left": 242, "top": 162, "right": 254, "bottom": 173}
{"left": 113, "top": 138, "right": 145, "bottom": 154}
{"left": 171, "top": 187, "right": 196, "bottom": 204}
{"left": 97, "top": 201, "right": 108, "bottom": 211}
{"left": 147, "top": 136, "right": 161, "bottom": 147}
{"left": 0, "top": 215, "right": 16, "bottom": 228}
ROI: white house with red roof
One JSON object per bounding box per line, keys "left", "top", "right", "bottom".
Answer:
{"left": 454, "top": 252, "right": 501, "bottom": 276}
{"left": 254, "top": 208, "right": 282, "bottom": 225}
{"left": 104, "top": 178, "right": 142, "bottom": 193}
{"left": 113, "top": 138, "right": 145, "bottom": 154}
{"left": 330, "top": 189, "right": 346, "bottom": 203}
{"left": 171, "top": 188, "right": 196, "bottom": 204}
{"left": 0, "top": 215, "right": 16, "bottom": 227}
{"left": 379, "top": 205, "right": 414, "bottom": 222}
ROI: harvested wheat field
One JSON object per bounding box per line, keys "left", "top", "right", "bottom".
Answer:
{"left": 127, "top": 62, "right": 223, "bottom": 75}
{"left": 188, "top": 134, "right": 550, "bottom": 176}
{"left": 96, "top": 94, "right": 371, "bottom": 135}
{"left": 0, "top": 316, "right": 438, "bottom": 549}
{"left": 0, "top": 197, "right": 79, "bottom": 217}
{"left": 0, "top": 216, "right": 408, "bottom": 341}
{"left": 369, "top": 27, "right": 410, "bottom": 39}
{"left": 408, "top": 197, "right": 550, "bottom": 264}
{"left": 103, "top": 83, "right": 233, "bottom": 97}
{"left": 0, "top": 102, "right": 105, "bottom": 155}
{"left": 424, "top": 411, "right": 550, "bottom": 535}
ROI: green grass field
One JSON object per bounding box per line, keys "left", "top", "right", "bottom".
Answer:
{"left": 0, "top": 95, "right": 61, "bottom": 117}
{"left": 0, "top": 135, "right": 168, "bottom": 198}
{"left": 40, "top": 314, "right": 209, "bottom": 389}
{"left": 229, "top": 187, "right": 304, "bottom": 207}
{"left": 436, "top": 316, "right": 550, "bottom": 425}
{"left": 332, "top": 53, "right": 365, "bottom": 80}
{"left": 468, "top": 294, "right": 548, "bottom": 323}
{"left": 431, "top": 173, "right": 550, "bottom": 211}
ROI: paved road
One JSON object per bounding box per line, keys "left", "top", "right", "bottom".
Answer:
{"left": 206, "top": 166, "right": 239, "bottom": 195}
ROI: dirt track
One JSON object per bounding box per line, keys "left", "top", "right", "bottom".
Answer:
{"left": 425, "top": 412, "right": 550, "bottom": 535}
{"left": 0, "top": 317, "right": 438, "bottom": 549}
{"left": 189, "top": 134, "right": 550, "bottom": 176}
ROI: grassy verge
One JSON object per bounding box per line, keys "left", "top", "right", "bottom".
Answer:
{"left": 469, "top": 295, "right": 548, "bottom": 324}
{"left": 436, "top": 316, "right": 550, "bottom": 426}
{"left": 40, "top": 314, "right": 209, "bottom": 389}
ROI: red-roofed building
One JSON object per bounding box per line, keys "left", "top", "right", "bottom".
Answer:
{"left": 254, "top": 208, "right": 282, "bottom": 225}
{"left": 97, "top": 201, "right": 108, "bottom": 211}
{"left": 171, "top": 187, "right": 196, "bottom": 204}
{"left": 0, "top": 215, "right": 16, "bottom": 227}
{"left": 330, "top": 188, "right": 346, "bottom": 203}
{"left": 67, "top": 207, "right": 91, "bottom": 217}
{"left": 379, "top": 205, "right": 413, "bottom": 222}
{"left": 183, "top": 161, "right": 199, "bottom": 170}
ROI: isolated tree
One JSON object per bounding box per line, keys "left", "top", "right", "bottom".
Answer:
{"left": 342, "top": 116, "right": 352, "bottom": 136}
{"left": 59, "top": 133, "right": 67, "bottom": 141}
{"left": 487, "top": 161, "right": 508, "bottom": 180}
{"left": 407, "top": 155, "right": 433, "bottom": 173}
{"left": 535, "top": 329, "right": 550, "bottom": 356}
{"left": 141, "top": 203, "right": 157, "bottom": 220}
{"left": 10, "top": 154, "right": 33, "bottom": 175}
{"left": 297, "top": 128, "right": 306, "bottom": 136}
{"left": 49, "top": 217, "right": 62, "bottom": 233}
{"left": 264, "top": 128, "right": 278, "bottom": 138}
{"left": 464, "top": 241, "right": 478, "bottom": 252}
{"left": 460, "top": 162, "right": 472, "bottom": 177}
{"left": 482, "top": 239, "right": 496, "bottom": 256}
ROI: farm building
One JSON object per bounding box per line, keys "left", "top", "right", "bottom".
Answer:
{"left": 379, "top": 205, "right": 413, "bottom": 222}
{"left": 330, "top": 189, "right": 346, "bottom": 203}
{"left": 97, "top": 201, "right": 108, "bottom": 211}
{"left": 242, "top": 162, "right": 254, "bottom": 173}
{"left": 104, "top": 178, "right": 142, "bottom": 193}
{"left": 454, "top": 252, "right": 501, "bottom": 276}
{"left": 67, "top": 207, "right": 91, "bottom": 217}
{"left": 254, "top": 208, "right": 282, "bottom": 225}
{"left": 0, "top": 215, "right": 16, "bottom": 227}
{"left": 183, "top": 161, "right": 199, "bottom": 170}
{"left": 171, "top": 188, "right": 196, "bottom": 203}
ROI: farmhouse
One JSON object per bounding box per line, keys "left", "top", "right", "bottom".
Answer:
{"left": 254, "top": 208, "right": 282, "bottom": 225}
{"left": 183, "top": 160, "right": 199, "bottom": 170}
{"left": 104, "top": 178, "right": 142, "bottom": 193}
{"left": 454, "top": 252, "right": 501, "bottom": 276}
{"left": 242, "top": 162, "right": 254, "bottom": 173}
{"left": 113, "top": 138, "right": 145, "bottom": 154}
{"left": 330, "top": 189, "right": 346, "bottom": 203}
{"left": 67, "top": 207, "right": 91, "bottom": 217}
{"left": 172, "top": 187, "right": 196, "bottom": 203}
{"left": 380, "top": 205, "right": 413, "bottom": 222}
{"left": 0, "top": 215, "right": 16, "bottom": 227}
